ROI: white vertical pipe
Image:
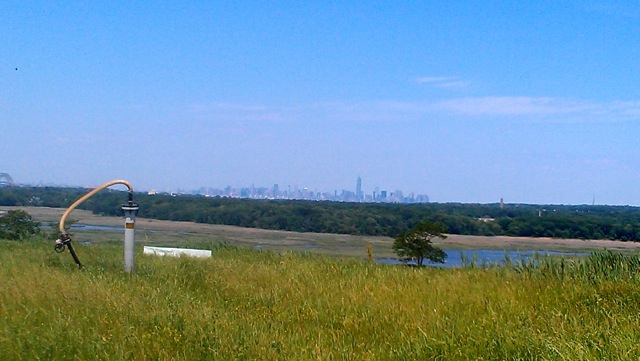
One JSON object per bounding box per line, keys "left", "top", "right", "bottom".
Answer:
{"left": 124, "top": 217, "right": 135, "bottom": 273}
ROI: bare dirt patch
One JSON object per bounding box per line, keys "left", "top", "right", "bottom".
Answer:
{"left": 437, "top": 234, "right": 640, "bottom": 252}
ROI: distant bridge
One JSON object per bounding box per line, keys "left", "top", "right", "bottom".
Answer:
{"left": 0, "top": 173, "right": 14, "bottom": 187}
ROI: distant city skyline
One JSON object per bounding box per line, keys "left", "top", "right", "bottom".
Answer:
{"left": 1, "top": 170, "right": 626, "bottom": 206}
{"left": 3, "top": 171, "right": 430, "bottom": 203}
{"left": 170, "top": 176, "right": 430, "bottom": 204}
{"left": 3, "top": 171, "right": 430, "bottom": 204}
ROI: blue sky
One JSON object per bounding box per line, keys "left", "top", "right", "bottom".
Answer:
{"left": 2, "top": 1, "right": 640, "bottom": 204}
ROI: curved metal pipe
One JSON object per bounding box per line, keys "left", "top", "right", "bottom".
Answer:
{"left": 59, "top": 179, "right": 134, "bottom": 234}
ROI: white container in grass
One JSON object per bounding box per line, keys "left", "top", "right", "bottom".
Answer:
{"left": 143, "top": 246, "right": 212, "bottom": 258}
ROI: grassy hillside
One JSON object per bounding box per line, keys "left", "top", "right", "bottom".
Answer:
{"left": 2, "top": 239, "right": 640, "bottom": 360}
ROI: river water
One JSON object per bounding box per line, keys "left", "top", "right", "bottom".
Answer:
{"left": 376, "top": 249, "right": 587, "bottom": 268}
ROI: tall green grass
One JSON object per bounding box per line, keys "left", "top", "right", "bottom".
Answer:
{"left": 2, "top": 240, "right": 640, "bottom": 360}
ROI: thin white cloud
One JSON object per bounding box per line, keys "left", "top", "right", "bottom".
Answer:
{"left": 437, "top": 80, "right": 472, "bottom": 89}
{"left": 433, "top": 97, "right": 640, "bottom": 119}
{"left": 433, "top": 97, "right": 594, "bottom": 116}
{"left": 606, "top": 101, "right": 640, "bottom": 117}
{"left": 323, "top": 97, "right": 640, "bottom": 123}
{"left": 187, "top": 97, "right": 640, "bottom": 124}
{"left": 414, "top": 76, "right": 470, "bottom": 89}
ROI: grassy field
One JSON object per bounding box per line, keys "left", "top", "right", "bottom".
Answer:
{"left": 3, "top": 238, "right": 640, "bottom": 360}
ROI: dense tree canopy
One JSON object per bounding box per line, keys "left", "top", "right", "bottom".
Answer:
{"left": 2, "top": 186, "right": 640, "bottom": 241}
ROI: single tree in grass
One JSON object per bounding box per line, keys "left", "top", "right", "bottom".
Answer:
{"left": 0, "top": 209, "right": 39, "bottom": 240}
{"left": 393, "top": 220, "right": 447, "bottom": 266}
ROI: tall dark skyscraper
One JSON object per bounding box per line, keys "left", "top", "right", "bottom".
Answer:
{"left": 356, "top": 176, "right": 363, "bottom": 200}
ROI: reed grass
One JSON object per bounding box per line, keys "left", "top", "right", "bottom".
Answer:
{"left": 2, "top": 239, "right": 640, "bottom": 360}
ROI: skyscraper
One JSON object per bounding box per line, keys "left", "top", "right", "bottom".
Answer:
{"left": 356, "top": 176, "right": 363, "bottom": 200}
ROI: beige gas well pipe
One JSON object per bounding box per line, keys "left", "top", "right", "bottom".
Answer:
{"left": 59, "top": 179, "right": 134, "bottom": 235}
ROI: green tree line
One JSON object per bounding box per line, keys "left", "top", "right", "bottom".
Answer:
{"left": 2, "top": 186, "right": 640, "bottom": 241}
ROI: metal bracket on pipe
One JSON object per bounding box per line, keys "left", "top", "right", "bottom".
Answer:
{"left": 54, "top": 233, "right": 82, "bottom": 268}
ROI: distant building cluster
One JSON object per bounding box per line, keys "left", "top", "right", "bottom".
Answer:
{"left": 164, "top": 176, "right": 430, "bottom": 204}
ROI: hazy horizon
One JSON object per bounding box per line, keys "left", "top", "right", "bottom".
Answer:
{"left": 3, "top": 2, "right": 640, "bottom": 205}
